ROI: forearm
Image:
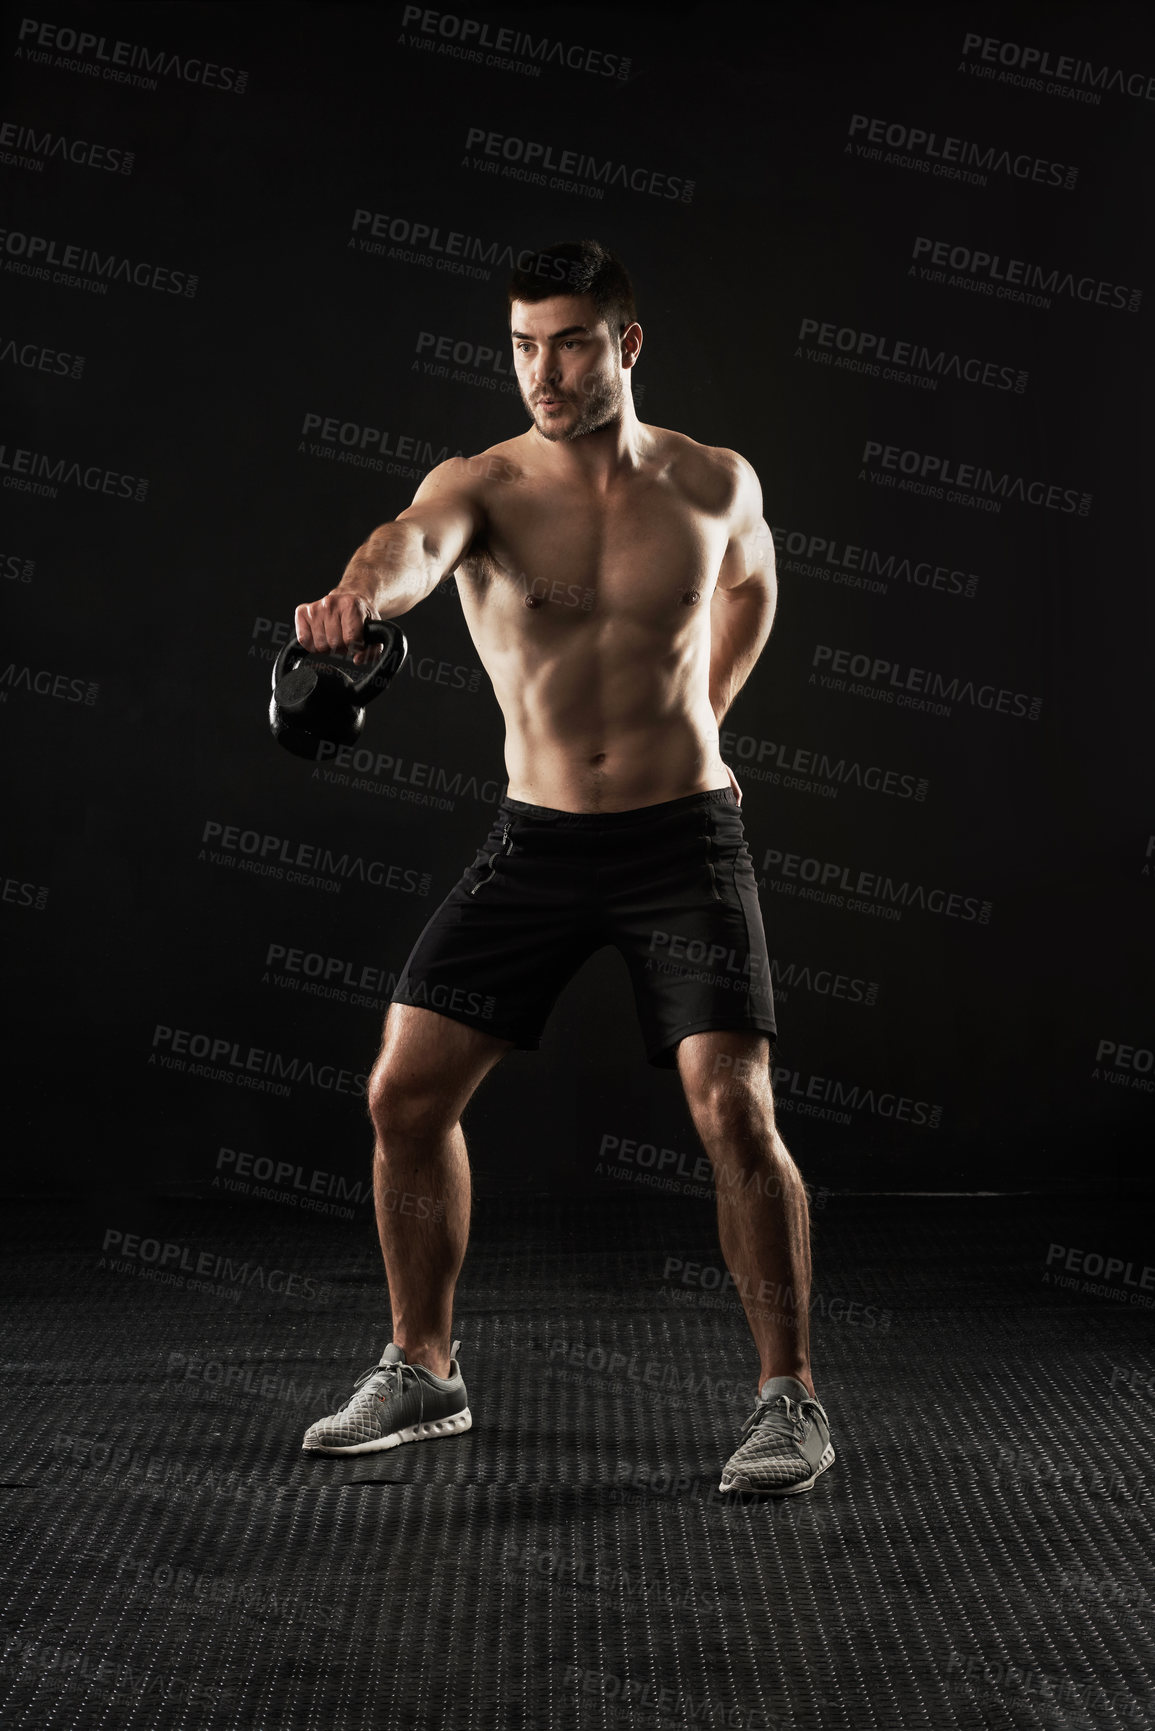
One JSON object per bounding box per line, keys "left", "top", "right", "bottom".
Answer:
{"left": 335, "top": 520, "right": 441, "bottom": 618}
{"left": 709, "top": 587, "right": 776, "bottom": 724}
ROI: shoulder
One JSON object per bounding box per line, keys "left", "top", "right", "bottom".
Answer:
{"left": 420, "top": 439, "right": 524, "bottom": 499}
{"left": 648, "top": 428, "right": 761, "bottom": 519}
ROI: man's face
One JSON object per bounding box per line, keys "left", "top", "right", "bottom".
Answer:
{"left": 510, "top": 294, "right": 627, "bottom": 442}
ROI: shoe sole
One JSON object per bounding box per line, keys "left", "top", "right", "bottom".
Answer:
{"left": 302, "top": 1407, "right": 472, "bottom": 1456}
{"left": 717, "top": 1442, "right": 835, "bottom": 1497}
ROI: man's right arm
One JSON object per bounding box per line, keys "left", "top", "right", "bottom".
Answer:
{"left": 295, "top": 456, "right": 485, "bottom": 658}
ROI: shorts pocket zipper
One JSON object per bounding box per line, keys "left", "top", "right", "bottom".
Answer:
{"left": 469, "top": 820, "right": 515, "bottom": 895}
{"left": 704, "top": 816, "right": 724, "bottom": 902}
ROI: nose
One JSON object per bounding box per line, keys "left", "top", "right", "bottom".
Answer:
{"left": 530, "top": 356, "right": 561, "bottom": 394}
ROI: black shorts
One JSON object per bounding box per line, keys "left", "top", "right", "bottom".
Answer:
{"left": 389, "top": 787, "right": 777, "bottom": 1069}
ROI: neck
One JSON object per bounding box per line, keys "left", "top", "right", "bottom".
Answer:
{"left": 532, "top": 396, "right": 646, "bottom": 486}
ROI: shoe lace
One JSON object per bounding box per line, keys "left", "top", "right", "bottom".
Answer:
{"left": 739, "top": 1392, "right": 812, "bottom": 1447}
{"left": 352, "top": 1360, "right": 425, "bottom": 1423}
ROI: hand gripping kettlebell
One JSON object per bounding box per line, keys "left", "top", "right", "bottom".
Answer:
{"left": 269, "top": 619, "right": 408, "bottom": 759}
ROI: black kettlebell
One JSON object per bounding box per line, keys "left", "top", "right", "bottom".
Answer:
{"left": 269, "top": 618, "right": 408, "bottom": 759}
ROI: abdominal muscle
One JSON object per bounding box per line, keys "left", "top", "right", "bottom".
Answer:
{"left": 492, "top": 624, "right": 730, "bottom": 813}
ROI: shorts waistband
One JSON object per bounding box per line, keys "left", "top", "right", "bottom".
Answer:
{"left": 498, "top": 786, "right": 738, "bottom": 826}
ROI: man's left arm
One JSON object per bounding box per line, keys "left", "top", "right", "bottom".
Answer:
{"left": 710, "top": 453, "right": 777, "bottom": 729}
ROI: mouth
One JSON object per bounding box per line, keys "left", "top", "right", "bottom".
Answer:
{"left": 536, "top": 397, "right": 566, "bottom": 408}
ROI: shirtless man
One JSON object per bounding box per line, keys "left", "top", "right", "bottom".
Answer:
{"left": 295, "top": 240, "right": 834, "bottom": 1495}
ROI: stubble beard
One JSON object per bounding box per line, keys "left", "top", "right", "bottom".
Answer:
{"left": 524, "top": 368, "right": 625, "bottom": 444}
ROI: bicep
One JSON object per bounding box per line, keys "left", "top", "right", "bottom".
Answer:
{"left": 394, "top": 458, "right": 485, "bottom": 575}
{"left": 716, "top": 456, "right": 776, "bottom": 599}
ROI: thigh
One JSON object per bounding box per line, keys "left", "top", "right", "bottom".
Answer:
{"left": 389, "top": 806, "right": 599, "bottom": 1055}
{"left": 608, "top": 798, "right": 777, "bottom": 1069}
{"left": 372, "top": 1001, "right": 513, "bottom": 1122}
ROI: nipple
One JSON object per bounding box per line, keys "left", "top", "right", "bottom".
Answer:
{"left": 524, "top": 593, "right": 543, "bottom": 609}
{"left": 681, "top": 589, "right": 701, "bottom": 605}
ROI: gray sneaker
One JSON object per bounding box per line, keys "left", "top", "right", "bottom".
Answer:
{"left": 302, "top": 1340, "right": 471, "bottom": 1455}
{"left": 718, "top": 1375, "right": 835, "bottom": 1495}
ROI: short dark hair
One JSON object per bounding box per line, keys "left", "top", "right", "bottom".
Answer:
{"left": 507, "top": 240, "right": 636, "bottom": 345}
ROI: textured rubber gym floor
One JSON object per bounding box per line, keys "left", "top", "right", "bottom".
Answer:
{"left": 1, "top": 1192, "right": 1152, "bottom": 1729}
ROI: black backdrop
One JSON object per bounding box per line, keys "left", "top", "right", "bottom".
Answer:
{"left": 3, "top": 0, "right": 1152, "bottom": 1202}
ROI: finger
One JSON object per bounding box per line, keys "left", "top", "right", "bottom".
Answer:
{"left": 320, "top": 595, "right": 345, "bottom": 656}
{"left": 294, "top": 604, "right": 314, "bottom": 651}
{"left": 346, "top": 603, "right": 366, "bottom": 652}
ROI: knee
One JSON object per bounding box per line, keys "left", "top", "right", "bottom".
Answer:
{"left": 686, "top": 1072, "right": 774, "bottom": 1153}
{"left": 368, "top": 1065, "right": 452, "bottom": 1144}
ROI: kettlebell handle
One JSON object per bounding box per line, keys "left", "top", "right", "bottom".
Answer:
{"left": 272, "top": 617, "right": 408, "bottom": 703}
{"left": 356, "top": 618, "right": 407, "bottom": 701}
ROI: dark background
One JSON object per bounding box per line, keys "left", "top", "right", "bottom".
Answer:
{"left": 3, "top": 0, "right": 1152, "bottom": 1203}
